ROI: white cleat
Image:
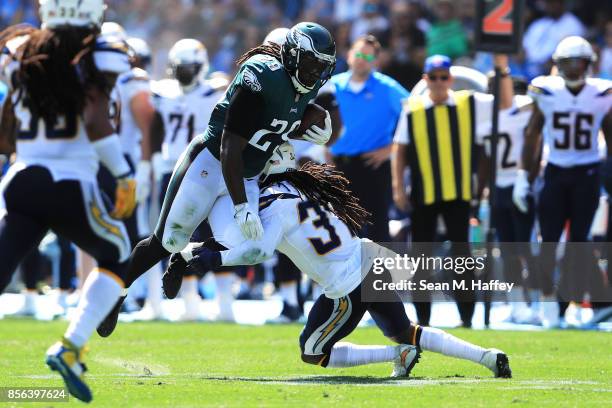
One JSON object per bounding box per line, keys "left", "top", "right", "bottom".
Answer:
{"left": 391, "top": 344, "right": 420, "bottom": 378}
{"left": 540, "top": 299, "right": 561, "bottom": 329}
{"left": 129, "top": 302, "right": 164, "bottom": 321}
{"left": 480, "top": 348, "right": 512, "bottom": 378}
{"left": 9, "top": 292, "right": 38, "bottom": 317}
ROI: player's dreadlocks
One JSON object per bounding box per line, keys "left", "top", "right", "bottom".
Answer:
{"left": 0, "top": 24, "right": 108, "bottom": 124}
{"left": 262, "top": 162, "right": 371, "bottom": 235}
{"left": 236, "top": 42, "right": 282, "bottom": 66}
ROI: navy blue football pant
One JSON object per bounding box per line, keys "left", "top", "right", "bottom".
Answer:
{"left": 492, "top": 185, "right": 536, "bottom": 287}
{"left": 21, "top": 236, "right": 76, "bottom": 291}
{"left": 537, "top": 163, "right": 600, "bottom": 298}
{"left": 299, "top": 280, "right": 411, "bottom": 367}
{"left": 0, "top": 166, "right": 130, "bottom": 293}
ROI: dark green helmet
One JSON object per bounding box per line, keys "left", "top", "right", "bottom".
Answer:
{"left": 281, "top": 22, "right": 336, "bottom": 94}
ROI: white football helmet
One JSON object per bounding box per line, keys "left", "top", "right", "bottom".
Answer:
{"left": 264, "top": 27, "right": 289, "bottom": 46}
{"left": 39, "top": 0, "right": 106, "bottom": 29}
{"left": 552, "top": 36, "right": 596, "bottom": 88}
{"left": 263, "top": 143, "right": 297, "bottom": 177}
{"left": 127, "top": 37, "right": 151, "bottom": 67}
{"left": 168, "top": 39, "right": 209, "bottom": 91}
{"left": 101, "top": 22, "right": 127, "bottom": 42}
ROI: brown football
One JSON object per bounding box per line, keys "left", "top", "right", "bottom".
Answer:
{"left": 292, "top": 103, "right": 327, "bottom": 139}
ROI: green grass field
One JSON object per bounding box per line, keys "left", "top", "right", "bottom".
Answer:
{"left": 0, "top": 319, "right": 610, "bottom": 407}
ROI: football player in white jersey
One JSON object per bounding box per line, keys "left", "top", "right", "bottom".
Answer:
{"left": 513, "top": 36, "right": 612, "bottom": 328}
{"left": 0, "top": 0, "right": 136, "bottom": 402}
{"left": 148, "top": 38, "right": 230, "bottom": 320}
{"left": 101, "top": 23, "right": 163, "bottom": 319}
{"left": 478, "top": 76, "right": 537, "bottom": 324}
{"left": 173, "top": 143, "right": 511, "bottom": 378}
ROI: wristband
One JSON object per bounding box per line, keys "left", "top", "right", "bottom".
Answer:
{"left": 92, "top": 134, "right": 132, "bottom": 178}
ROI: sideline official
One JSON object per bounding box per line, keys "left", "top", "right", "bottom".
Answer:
{"left": 392, "top": 55, "right": 510, "bottom": 327}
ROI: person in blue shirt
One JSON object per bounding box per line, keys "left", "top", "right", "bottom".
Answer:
{"left": 329, "top": 35, "right": 409, "bottom": 241}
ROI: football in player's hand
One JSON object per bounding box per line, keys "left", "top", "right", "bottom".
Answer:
{"left": 292, "top": 103, "right": 327, "bottom": 139}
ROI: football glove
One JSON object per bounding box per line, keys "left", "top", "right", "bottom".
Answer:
{"left": 302, "top": 110, "right": 332, "bottom": 145}
{"left": 512, "top": 169, "right": 530, "bottom": 213}
{"left": 187, "top": 245, "right": 222, "bottom": 277}
{"left": 135, "top": 161, "right": 152, "bottom": 203}
{"left": 234, "top": 203, "right": 263, "bottom": 241}
{"left": 111, "top": 177, "right": 137, "bottom": 219}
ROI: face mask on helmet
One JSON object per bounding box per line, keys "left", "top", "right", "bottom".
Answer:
{"left": 173, "top": 64, "right": 202, "bottom": 87}
{"left": 556, "top": 57, "right": 590, "bottom": 87}
{"left": 295, "top": 50, "right": 335, "bottom": 90}
{"left": 282, "top": 23, "right": 336, "bottom": 94}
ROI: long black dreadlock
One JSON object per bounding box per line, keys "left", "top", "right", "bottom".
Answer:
{"left": 0, "top": 24, "right": 108, "bottom": 124}
{"left": 236, "top": 42, "right": 282, "bottom": 66}
{"left": 261, "top": 162, "right": 371, "bottom": 235}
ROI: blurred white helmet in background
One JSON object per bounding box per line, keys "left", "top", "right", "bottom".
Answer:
{"left": 127, "top": 37, "right": 152, "bottom": 67}
{"left": 101, "top": 21, "right": 127, "bottom": 41}
{"left": 552, "top": 36, "right": 596, "bottom": 88}
{"left": 39, "top": 0, "right": 106, "bottom": 29}
{"left": 168, "top": 39, "right": 209, "bottom": 91}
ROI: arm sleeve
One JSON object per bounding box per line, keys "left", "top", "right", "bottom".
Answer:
{"left": 389, "top": 81, "right": 410, "bottom": 117}
{"left": 224, "top": 85, "right": 265, "bottom": 140}
{"left": 474, "top": 92, "right": 494, "bottom": 146}
{"left": 393, "top": 106, "right": 410, "bottom": 145}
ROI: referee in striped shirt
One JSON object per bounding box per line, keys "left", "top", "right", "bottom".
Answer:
{"left": 391, "top": 55, "right": 509, "bottom": 327}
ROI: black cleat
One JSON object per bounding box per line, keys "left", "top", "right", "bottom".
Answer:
{"left": 481, "top": 349, "right": 512, "bottom": 378}
{"left": 163, "top": 253, "right": 187, "bottom": 299}
{"left": 267, "top": 302, "right": 302, "bottom": 323}
{"left": 495, "top": 353, "right": 512, "bottom": 378}
{"left": 96, "top": 295, "right": 126, "bottom": 338}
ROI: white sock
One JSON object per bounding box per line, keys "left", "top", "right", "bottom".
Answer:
{"left": 215, "top": 273, "right": 235, "bottom": 316}
{"left": 146, "top": 263, "right": 163, "bottom": 310}
{"left": 180, "top": 276, "right": 198, "bottom": 298}
{"left": 419, "top": 327, "right": 486, "bottom": 364}
{"left": 279, "top": 282, "right": 298, "bottom": 306}
{"left": 327, "top": 342, "right": 396, "bottom": 368}
{"left": 64, "top": 270, "right": 122, "bottom": 348}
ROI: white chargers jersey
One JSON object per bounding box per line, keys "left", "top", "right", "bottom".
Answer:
{"left": 528, "top": 76, "right": 612, "bottom": 167}
{"left": 152, "top": 79, "right": 224, "bottom": 174}
{"left": 110, "top": 67, "right": 151, "bottom": 163}
{"left": 1, "top": 34, "right": 130, "bottom": 182}
{"left": 478, "top": 95, "right": 533, "bottom": 188}
{"left": 208, "top": 182, "right": 362, "bottom": 299}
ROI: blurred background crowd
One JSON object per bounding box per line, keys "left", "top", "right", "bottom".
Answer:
{"left": 2, "top": 0, "right": 612, "bottom": 85}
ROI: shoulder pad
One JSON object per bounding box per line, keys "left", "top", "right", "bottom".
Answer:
{"left": 586, "top": 78, "right": 612, "bottom": 97}
{"left": 207, "top": 76, "right": 229, "bottom": 92}
{"left": 151, "top": 79, "right": 180, "bottom": 98}
{"left": 528, "top": 76, "right": 558, "bottom": 96}
{"left": 514, "top": 94, "right": 534, "bottom": 110}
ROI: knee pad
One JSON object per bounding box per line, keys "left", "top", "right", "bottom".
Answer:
{"left": 160, "top": 229, "right": 190, "bottom": 254}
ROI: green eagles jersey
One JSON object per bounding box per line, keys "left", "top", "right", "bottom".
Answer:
{"left": 204, "top": 54, "right": 319, "bottom": 177}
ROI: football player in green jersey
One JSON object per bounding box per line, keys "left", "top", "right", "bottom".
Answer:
{"left": 97, "top": 22, "right": 336, "bottom": 337}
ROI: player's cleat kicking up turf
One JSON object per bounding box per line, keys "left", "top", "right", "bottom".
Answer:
{"left": 45, "top": 338, "right": 92, "bottom": 403}
{"left": 480, "top": 348, "right": 512, "bottom": 378}
{"left": 96, "top": 295, "right": 127, "bottom": 338}
{"left": 391, "top": 344, "right": 421, "bottom": 378}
